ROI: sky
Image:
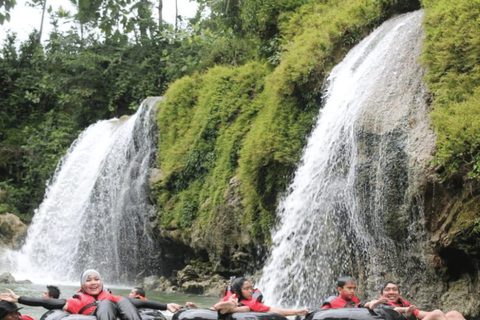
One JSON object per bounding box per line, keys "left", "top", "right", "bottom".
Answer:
{"left": 1, "top": 0, "right": 199, "bottom": 45}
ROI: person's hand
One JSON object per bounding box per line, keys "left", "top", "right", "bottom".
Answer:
{"left": 185, "top": 302, "right": 199, "bottom": 308}
{"left": 167, "top": 303, "right": 182, "bottom": 313}
{"left": 227, "top": 295, "right": 238, "bottom": 309}
{"left": 368, "top": 298, "right": 387, "bottom": 310}
{"left": 0, "top": 289, "right": 19, "bottom": 303}
{"left": 406, "top": 305, "right": 418, "bottom": 317}
{"left": 297, "top": 309, "right": 308, "bottom": 315}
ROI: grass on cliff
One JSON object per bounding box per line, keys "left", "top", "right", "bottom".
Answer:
{"left": 422, "top": 0, "right": 480, "bottom": 178}
{"left": 156, "top": 62, "right": 270, "bottom": 234}
{"left": 155, "top": 0, "right": 420, "bottom": 242}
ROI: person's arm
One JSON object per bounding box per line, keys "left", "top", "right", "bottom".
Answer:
{"left": 366, "top": 298, "right": 388, "bottom": 310}
{"left": 220, "top": 306, "right": 250, "bottom": 314}
{"left": 1, "top": 289, "right": 67, "bottom": 311}
{"left": 270, "top": 308, "right": 308, "bottom": 316}
{"left": 212, "top": 294, "right": 246, "bottom": 314}
{"left": 213, "top": 300, "right": 238, "bottom": 311}
{"left": 128, "top": 298, "right": 181, "bottom": 313}
{"left": 393, "top": 305, "right": 420, "bottom": 318}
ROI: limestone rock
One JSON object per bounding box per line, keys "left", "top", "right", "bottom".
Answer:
{"left": 150, "top": 169, "right": 163, "bottom": 184}
{"left": 177, "top": 265, "right": 199, "bottom": 282}
{"left": 0, "top": 213, "right": 28, "bottom": 249}
{"left": 0, "top": 272, "right": 16, "bottom": 283}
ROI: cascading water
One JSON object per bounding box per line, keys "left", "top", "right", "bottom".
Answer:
{"left": 259, "top": 11, "right": 435, "bottom": 307}
{"left": 4, "top": 97, "right": 162, "bottom": 284}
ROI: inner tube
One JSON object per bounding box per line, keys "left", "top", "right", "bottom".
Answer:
{"left": 305, "top": 307, "right": 404, "bottom": 320}
{"left": 40, "top": 309, "right": 167, "bottom": 320}
{"left": 173, "top": 308, "right": 289, "bottom": 320}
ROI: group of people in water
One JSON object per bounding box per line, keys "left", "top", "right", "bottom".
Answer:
{"left": 0, "top": 271, "right": 467, "bottom": 320}
{"left": 321, "top": 277, "right": 465, "bottom": 320}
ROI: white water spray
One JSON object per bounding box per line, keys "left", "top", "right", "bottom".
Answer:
{"left": 259, "top": 11, "right": 433, "bottom": 307}
{"left": 4, "top": 97, "right": 162, "bottom": 284}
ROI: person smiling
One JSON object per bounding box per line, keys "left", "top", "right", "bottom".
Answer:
{"left": 0, "top": 269, "right": 182, "bottom": 320}
{"left": 366, "top": 281, "right": 465, "bottom": 320}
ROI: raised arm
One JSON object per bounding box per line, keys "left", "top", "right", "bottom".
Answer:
{"left": 364, "top": 298, "right": 388, "bottom": 310}
{"left": 1, "top": 289, "right": 68, "bottom": 311}
{"left": 127, "top": 297, "right": 182, "bottom": 313}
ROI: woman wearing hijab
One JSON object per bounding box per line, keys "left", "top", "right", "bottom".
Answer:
{"left": 0, "top": 269, "right": 182, "bottom": 320}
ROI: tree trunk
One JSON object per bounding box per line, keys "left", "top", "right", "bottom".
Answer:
{"left": 37, "top": 0, "right": 47, "bottom": 43}
{"left": 158, "top": 0, "right": 162, "bottom": 28}
{"left": 175, "top": 0, "right": 178, "bottom": 33}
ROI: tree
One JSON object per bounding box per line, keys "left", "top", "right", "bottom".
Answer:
{"left": 132, "top": 0, "right": 154, "bottom": 40}
{"left": 0, "top": 0, "right": 16, "bottom": 24}
{"left": 27, "top": 0, "right": 48, "bottom": 43}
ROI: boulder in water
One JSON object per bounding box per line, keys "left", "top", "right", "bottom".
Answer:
{"left": 0, "top": 272, "right": 16, "bottom": 283}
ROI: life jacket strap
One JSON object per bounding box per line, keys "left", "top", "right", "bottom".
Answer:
{"left": 78, "top": 302, "right": 97, "bottom": 315}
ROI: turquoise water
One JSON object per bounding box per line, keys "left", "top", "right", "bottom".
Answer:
{"left": 0, "top": 283, "right": 219, "bottom": 320}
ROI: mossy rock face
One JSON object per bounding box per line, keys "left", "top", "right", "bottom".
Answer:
{"left": 419, "top": 175, "right": 480, "bottom": 316}
{"left": 420, "top": 1, "right": 480, "bottom": 310}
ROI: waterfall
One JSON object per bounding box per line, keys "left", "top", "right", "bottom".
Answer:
{"left": 259, "top": 11, "right": 434, "bottom": 308}
{"left": 5, "top": 97, "right": 162, "bottom": 284}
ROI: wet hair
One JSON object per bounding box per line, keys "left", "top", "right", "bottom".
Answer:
{"left": 231, "top": 277, "right": 248, "bottom": 301}
{"left": 337, "top": 276, "right": 356, "bottom": 288}
{"left": 134, "top": 287, "right": 146, "bottom": 297}
{"left": 381, "top": 280, "right": 400, "bottom": 294}
{"left": 0, "top": 301, "right": 22, "bottom": 320}
{"left": 47, "top": 285, "right": 61, "bottom": 299}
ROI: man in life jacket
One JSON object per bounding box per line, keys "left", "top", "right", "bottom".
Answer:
{"left": 322, "top": 276, "right": 360, "bottom": 309}
{"left": 128, "top": 288, "right": 147, "bottom": 301}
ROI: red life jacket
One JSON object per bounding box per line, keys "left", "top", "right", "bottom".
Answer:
{"left": 20, "top": 315, "right": 35, "bottom": 320}
{"left": 239, "top": 297, "right": 270, "bottom": 312}
{"left": 67, "top": 290, "right": 122, "bottom": 315}
{"left": 322, "top": 295, "right": 360, "bottom": 309}
{"left": 221, "top": 290, "right": 234, "bottom": 301}
{"left": 386, "top": 298, "right": 410, "bottom": 307}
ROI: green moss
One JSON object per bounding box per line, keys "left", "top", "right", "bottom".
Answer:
{"left": 422, "top": 0, "right": 480, "bottom": 178}
{"left": 156, "top": 62, "right": 270, "bottom": 235}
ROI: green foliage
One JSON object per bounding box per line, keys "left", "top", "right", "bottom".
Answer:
{"left": 422, "top": 0, "right": 480, "bottom": 178}
{"left": 156, "top": 62, "right": 269, "bottom": 235}
{"left": 0, "top": 23, "right": 205, "bottom": 217}
{"left": 0, "top": 0, "right": 16, "bottom": 24}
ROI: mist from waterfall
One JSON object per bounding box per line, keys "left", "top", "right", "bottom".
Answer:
{"left": 259, "top": 11, "right": 433, "bottom": 308}
{"left": 3, "top": 97, "right": 162, "bottom": 284}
